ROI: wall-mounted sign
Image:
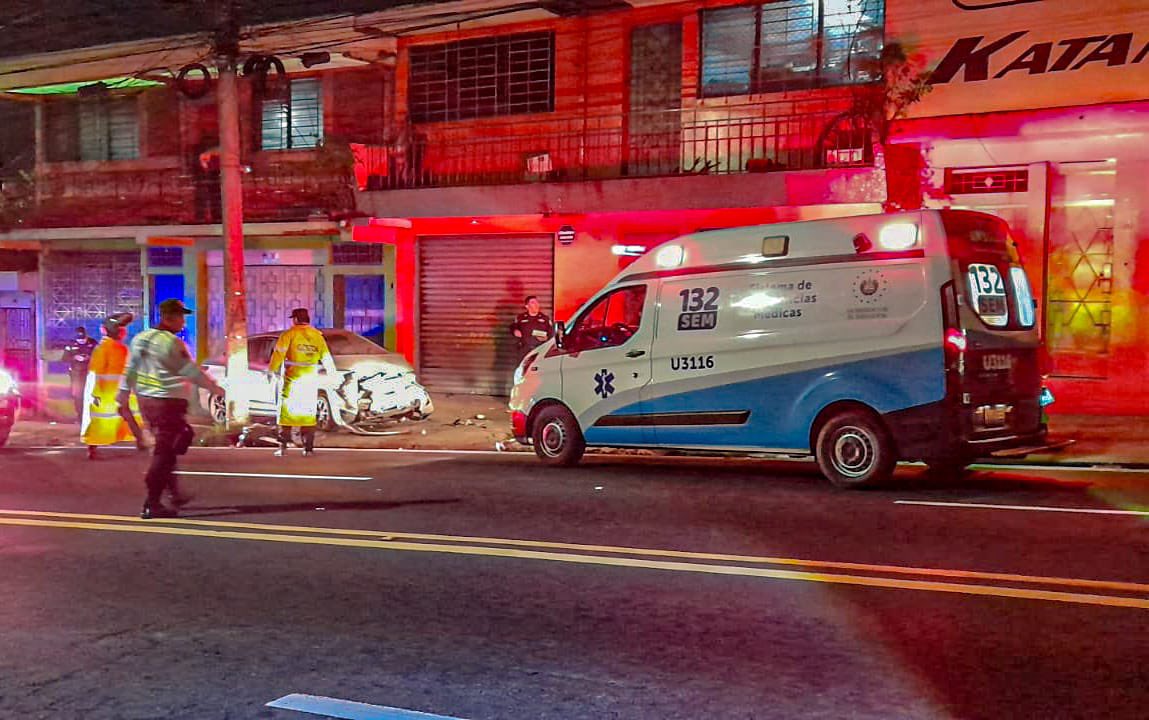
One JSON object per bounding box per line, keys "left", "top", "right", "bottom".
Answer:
{"left": 889, "top": 0, "right": 1149, "bottom": 117}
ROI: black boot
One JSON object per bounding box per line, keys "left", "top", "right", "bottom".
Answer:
{"left": 141, "top": 503, "right": 178, "bottom": 519}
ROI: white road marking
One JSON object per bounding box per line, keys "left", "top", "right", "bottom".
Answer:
{"left": 267, "top": 693, "right": 467, "bottom": 719}
{"left": 896, "top": 500, "right": 1149, "bottom": 517}
{"left": 174, "top": 470, "right": 372, "bottom": 482}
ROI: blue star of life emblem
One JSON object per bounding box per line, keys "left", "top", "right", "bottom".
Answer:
{"left": 594, "top": 369, "right": 615, "bottom": 398}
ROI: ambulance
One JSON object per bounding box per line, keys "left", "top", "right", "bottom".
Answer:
{"left": 509, "top": 210, "right": 1048, "bottom": 488}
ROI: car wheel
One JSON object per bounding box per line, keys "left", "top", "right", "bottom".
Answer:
{"left": 531, "top": 405, "right": 585, "bottom": 467}
{"left": 209, "top": 394, "right": 227, "bottom": 426}
{"left": 815, "top": 409, "right": 896, "bottom": 489}
{"left": 316, "top": 392, "right": 336, "bottom": 432}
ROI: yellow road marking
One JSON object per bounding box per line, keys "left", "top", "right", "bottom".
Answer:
{"left": 1, "top": 509, "right": 1146, "bottom": 595}
{"left": 0, "top": 513, "right": 1146, "bottom": 610}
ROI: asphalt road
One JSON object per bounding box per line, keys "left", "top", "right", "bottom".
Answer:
{"left": 0, "top": 446, "right": 1145, "bottom": 720}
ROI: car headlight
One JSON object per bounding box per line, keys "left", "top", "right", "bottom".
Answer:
{"left": 0, "top": 369, "right": 16, "bottom": 395}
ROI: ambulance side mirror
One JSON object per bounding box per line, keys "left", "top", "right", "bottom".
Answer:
{"left": 554, "top": 320, "right": 566, "bottom": 349}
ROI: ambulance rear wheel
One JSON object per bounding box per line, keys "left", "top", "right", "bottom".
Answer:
{"left": 532, "top": 405, "right": 585, "bottom": 467}
{"left": 815, "top": 409, "right": 895, "bottom": 489}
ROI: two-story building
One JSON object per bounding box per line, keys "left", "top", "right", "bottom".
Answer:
{"left": 351, "top": 0, "right": 891, "bottom": 394}
{"left": 0, "top": 15, "right": 401, "bottom": 407}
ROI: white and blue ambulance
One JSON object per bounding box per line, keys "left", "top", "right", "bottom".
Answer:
{"left": 509, "top": 210, "right": 1048, "bottom": 488}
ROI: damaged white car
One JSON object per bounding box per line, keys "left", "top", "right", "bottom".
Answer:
{"left": 202, "top": 329, "right": 433, "bottom": 433}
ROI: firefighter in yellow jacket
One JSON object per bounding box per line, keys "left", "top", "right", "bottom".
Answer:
{"left": 268, "top": 308, "right": 336, "bottom": 456}
{"left": 82, "top": 312, "right": 146, "bottom": 459}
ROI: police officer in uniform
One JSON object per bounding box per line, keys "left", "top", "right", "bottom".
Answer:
{"left": 118, "top": 299, "right": 225, "bottom": 519}
{"left": 63, "top": 326, "right": 98, "bottom": 420}
{"left": 269, "top": 308, "right": 336, "bottom": 456}
{"left": 509, "top": 295, "right": 553, "bottom": 357}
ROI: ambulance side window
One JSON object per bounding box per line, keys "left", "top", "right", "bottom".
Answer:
{"left": 568, "top": 285, "right": 647, "bottom": 352}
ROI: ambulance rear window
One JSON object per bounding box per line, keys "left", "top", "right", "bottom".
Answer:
{"left": 941, "top": 210, "right": 1032, "bottom": 330}
{"left": 941, "top": 210, "right": 1018, "bottom": 263}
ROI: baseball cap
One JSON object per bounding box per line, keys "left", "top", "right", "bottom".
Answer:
{"left": 290, "top": 308, "right": 310, "bottom": 323}
{"left": 103, "top": 312, "right": 134, "bottom": 334}
{"left": 158, "top": 298, "right": 193, "bottom": 315}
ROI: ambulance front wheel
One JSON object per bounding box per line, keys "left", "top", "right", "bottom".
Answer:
{"left": 815, "top": 409, "right": 896, "bottom": 489}
{"left": 532, "top": 405, "right": 585, "bottom": 467}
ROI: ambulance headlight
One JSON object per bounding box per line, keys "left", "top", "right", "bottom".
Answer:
{"left": 879, "top": 223, "right": 919, "bottom": 250}
{"left": 514, "top": 352, "right": 538, "bottom": 385}
{"left": 655, "top": 244, "right": 685, "bottom": 268}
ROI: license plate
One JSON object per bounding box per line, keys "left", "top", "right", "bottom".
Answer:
{"left": 981, "top": 353, "right": 1014, "bottom": 372}
{"left": 984, "top": 407, "right": 1007, "bottom": 426}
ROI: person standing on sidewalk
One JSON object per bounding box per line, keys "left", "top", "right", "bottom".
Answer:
{"left": 64, "top": 326, "right": 98, "bottom": 420}
{"left": 82, "top": 313, "right": 147, "bottom": 460}
{"left": 268, "top": 308, "right": 336, "bottom": 457}
{"left": 509, "top": 295, "right": 553, "bottom": 358}
{"left": 118, "top": 299, "right": 225, "bottom": 519}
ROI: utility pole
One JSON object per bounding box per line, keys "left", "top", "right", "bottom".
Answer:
{"left": 213, "top": 0, "right": 250, "bottom": 425}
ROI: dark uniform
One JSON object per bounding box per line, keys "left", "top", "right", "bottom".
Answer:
{"left": 63, "top": 330, "right": 98, "bottom": 419}
{"left": 510, "top": 311, "right": 554, "bottom": 356}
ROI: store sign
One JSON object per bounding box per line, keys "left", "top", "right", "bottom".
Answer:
{"left": 889, "top": 0, "right": 1149, "bottom": 116}
{"left": 931, "top": 32, "right": 1148, "bottom": 84}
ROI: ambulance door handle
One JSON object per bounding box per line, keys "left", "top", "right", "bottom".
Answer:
{"left": 625, "top": 350, "right": 646, "bottom": 358}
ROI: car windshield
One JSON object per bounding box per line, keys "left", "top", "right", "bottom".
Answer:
{"left": 324, "top": 333, "right": 388, "bottom": 356}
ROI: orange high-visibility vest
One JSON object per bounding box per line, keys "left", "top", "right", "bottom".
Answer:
{"left": 81, "top": 337, "right": 141, "bottom": 446}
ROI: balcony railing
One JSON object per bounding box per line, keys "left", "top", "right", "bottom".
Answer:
{"left": 16, "top": 99, "right": 872, "bottom": 228}
{"left": 24, "top": 158, "right": 355, "bottom": 228}
{"left": 366, "top": 99, "right": 871, "bottom": 191}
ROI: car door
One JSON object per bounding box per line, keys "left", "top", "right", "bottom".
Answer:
{"left": 247, "top": 337, "right": 278, "bottom": 415}
{"left": 559, "top": 283, "right": 655, "bottom": 446}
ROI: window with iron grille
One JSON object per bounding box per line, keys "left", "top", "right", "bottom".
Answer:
{"left": 944, "top": 168, "right": 1029, "bottom": 194}
{"left": 331, "top": 243, "right": 383, "bottom": 265}
{"left": 408, "top": 32, "right": 555, "bottom": 123}
{"left": 44, "top": 97, "right": 139, "bottom": 162}
{"left": 701, "top": 0, "right": 885, "bottom": 97}
{"left": 261, "top": 78, "right": 324, "bottom": 150}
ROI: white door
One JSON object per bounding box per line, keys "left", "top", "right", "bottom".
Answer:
{"left": 558, "top": 284, "right": 654, "bottom": 446}
{"left": 246, "top": 336, "right": 279, "bottom": 416}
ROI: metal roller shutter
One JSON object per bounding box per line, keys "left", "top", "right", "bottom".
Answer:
{"left": 418, "top": 234, "right": 554, "bottom": 395}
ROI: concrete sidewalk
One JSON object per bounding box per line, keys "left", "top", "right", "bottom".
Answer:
{"left": 7, "top": 392, "right": 1148, "bottom": 467}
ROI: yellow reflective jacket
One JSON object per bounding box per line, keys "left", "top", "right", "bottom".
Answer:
{"left": 81, "top": 337, "right": 142, "bottom": 446}
{"left": 268, "top": 325, "right": 336, "bottom": 426}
